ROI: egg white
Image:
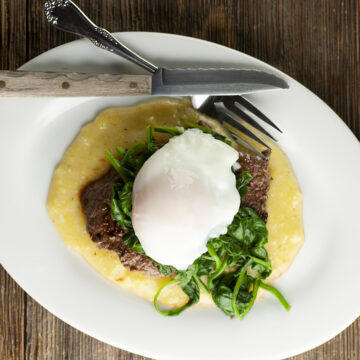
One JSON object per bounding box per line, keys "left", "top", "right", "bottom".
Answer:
{"left": 132, "top": 129, "right": 240, "bottom": 269}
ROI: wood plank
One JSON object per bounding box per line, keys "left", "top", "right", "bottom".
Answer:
{"left": 0, "top": 2, "right": 27, "bottom": 358}
{"left": 288, "top": 319, "right": 360, "bottom": 359}
{"left": 0, "top": 266, "right": 25, "bottom": 360}
{"left": 0, "top": 0, "right": 27, "bottom": 70}
{"left": 0, "top": 0, "right": 359, "bottom": 359}
{"left": 0, "top": 266, "right": 354, "bottom": 360}
{"left": 25, "top": 293, "right": 151, "bottom": 360}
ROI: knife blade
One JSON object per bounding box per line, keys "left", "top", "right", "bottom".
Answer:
{"left": 0, "top": 69, "right": 288, "bottom": 97}
{"left": 151, "top": 68, "right": 288, "bottom": 95}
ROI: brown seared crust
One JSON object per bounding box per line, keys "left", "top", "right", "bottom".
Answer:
{"left": 81, "top": 168, "right": 161, "bottom": 277}
{"left": 80, "top": 148, "right": 271, "bottom": 277}
{"left": 235, "top": 149, "right": 271, "bottom": 222}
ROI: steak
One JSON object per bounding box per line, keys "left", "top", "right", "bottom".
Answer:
{"left": 81, "top": 148, "right": 271, "bottom": 277}
{"left": 81, "top": 168, "right": 161, "bottom": 277}
{"left": 236, "top": 149, "right": 271, "bottom": 222}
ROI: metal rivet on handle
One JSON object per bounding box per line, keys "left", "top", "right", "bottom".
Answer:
{"left": 62, "top": 81, "right": 70, "bottom": 89}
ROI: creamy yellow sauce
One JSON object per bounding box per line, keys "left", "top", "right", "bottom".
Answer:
{"left": 47, "top": 98, "right": 304, "bottom": 307}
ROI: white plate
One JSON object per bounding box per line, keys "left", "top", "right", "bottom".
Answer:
{"left": 0, "top": 33, "right": 359, "bottom": 360}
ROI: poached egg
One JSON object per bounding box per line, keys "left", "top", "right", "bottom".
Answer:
{"left": 132, "top": 129, "right": 240, "bottom": 270}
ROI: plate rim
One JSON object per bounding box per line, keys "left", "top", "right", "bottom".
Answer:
{"left": 1, "top": 31, "right": 359, "bottom": 360}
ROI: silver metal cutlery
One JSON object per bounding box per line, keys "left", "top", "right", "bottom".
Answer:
{"left": 0, "top": 0, "right": 289, "bottom": 156}
{"left": 44, "top": 0, "right": 287, "bottom": 154}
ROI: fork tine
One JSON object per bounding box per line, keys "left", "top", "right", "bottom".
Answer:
{"left": 222, "top": 124, "right": 266, "bottom": 160}
{"left": 215, "top": 110, "right": 271, "bottom": 149}
{"left": 222, "top": 97, "right": 277, "bottom": 141}
{"left": 232, "top": 95, "right": 282, "bottom": 133}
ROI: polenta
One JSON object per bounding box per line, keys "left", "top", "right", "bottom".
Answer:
{"left": 47, "top": 98, "right": 304, "bottom": 308}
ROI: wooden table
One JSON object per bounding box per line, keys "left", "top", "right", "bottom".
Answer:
{"left": 1, "top": 0, "right": 359, "bottom": 359}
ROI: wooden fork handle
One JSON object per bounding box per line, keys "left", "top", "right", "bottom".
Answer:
{"left": 0, "top": 71, "right": 151, "bottom": 97}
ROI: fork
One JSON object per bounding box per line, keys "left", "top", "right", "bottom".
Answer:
{"left": 192, "top": 95, "right": 281, "bottom": 157}
{"left": 44, "top": 0, "right": 282, "bottom": 157}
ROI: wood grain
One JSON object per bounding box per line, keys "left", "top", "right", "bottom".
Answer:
{"left": 0, "top": 0, "right": 359, "bottom": 359}
{"left": 0, "top": 267, "right": 25, "bottom": 360}
{"left": 0, "top": 71, "right": 151, "bottom": 97}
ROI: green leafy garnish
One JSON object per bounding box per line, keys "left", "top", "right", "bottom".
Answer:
{"left": 154, "top": 277, "right": 200, "bottom": 316}
{"left": 236, "top": 170, "right": 252, "bottom": 200}
{"left": 154, "top": 125, "right": 184, "bottom": 136}
{"left": 181, "top": 119, "right": 232, "bottom": 145}
{"left": 111, "top": 182, "right": 133, "bottom": 230}
{"left": 105, "top": 124, "right": 290, "bottom": 318}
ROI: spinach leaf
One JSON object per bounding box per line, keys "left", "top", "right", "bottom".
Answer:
{"left": 194, "top": 254, "right": 215, "bottom": 277}
{"left": 236, "top": 170, "right": 252, "bottom": 200}
{"left": 181, "top": 119, "right": 212, "bottom": 133}
{"left": 181, "top": 278, "right": 200, "bottom": 309}
{"left": 212, "top": 132, "right": 231, "bottom": 144}
{"left": 181, "top": 119, "right": 232, "bottom": 145}
{"left": 211, "top": 279, "right": 234, "bottom": 316}
{"left": 211, "top": 271, "right": 259, "bottom": 318}
{"left": 259, "top": 282, "right": 291, "bottom": 311}
{"left": 105, "top": 127, "right": 290, "bottom": 319}
{"left": 110, "top": 183, "right": 133, "bottom": 230}
{"left": 155, "top": 262, "right": 174, "bottom": 277}
{"left": 154, "top": 125, "right": 184, "bottom": 136}
{"left": 123, "top": 233, "right": 145, "bottom": 255}
{"left": 153, "top": 277, "right": 200, "bottom": 316}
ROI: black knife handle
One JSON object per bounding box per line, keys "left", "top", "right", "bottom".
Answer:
{"left": 44, "top": 0, "right": 158, "bottom": 73}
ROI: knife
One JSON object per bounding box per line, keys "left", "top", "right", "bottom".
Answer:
{"left": 0, "top": 67, "right": 288, "bottom": 97}
{"left": 0, "top": 0, "right": 288, "bottom": 98}
{"left": 41, "top": 0, "right": 287, "bottom": 95}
